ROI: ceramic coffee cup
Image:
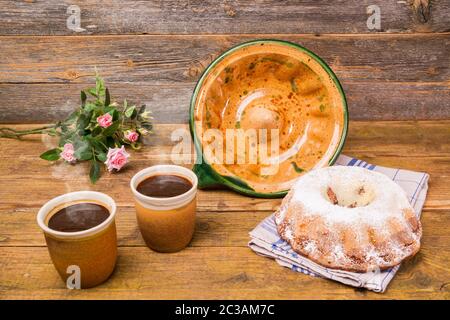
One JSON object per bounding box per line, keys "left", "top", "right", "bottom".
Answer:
{"left": 37, "top": 191, "right": 117, "bottom": 289}
{"left": 130, "top": 165, "right": 198, "bottom": 253}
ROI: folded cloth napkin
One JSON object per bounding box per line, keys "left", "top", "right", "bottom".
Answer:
{"left": 249, "top": 155, "right": 429, "bottom": 293}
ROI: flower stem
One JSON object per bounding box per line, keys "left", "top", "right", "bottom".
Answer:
{"left": 0, "top": 125, "right": 56, "bottom": 139}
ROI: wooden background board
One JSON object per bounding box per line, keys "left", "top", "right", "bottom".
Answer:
{"left": 0, "top": 1, "right": 449, "bottom": 123}
{"left": 0, "top": 121, "right": 449, "bottom": 299}
{"left": 0, "top": 34, "right": 449, "bottom": 123}
{"left": 0, "top": 0, "right": 449, "bottom": 35}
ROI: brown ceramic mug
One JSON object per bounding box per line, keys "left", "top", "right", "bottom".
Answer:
{"left": 130, "top": 165, "right": 198, "bottom": 253}
{"left": 37, "top": 191, "right": 117, "bottom": 289}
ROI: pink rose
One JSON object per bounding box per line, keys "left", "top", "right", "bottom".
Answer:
{"left": 61, "top": 143, "right": 76, "bottom": 164}
{"left": 104, "top": 146, "right": 130, "bottom": 172}
{"left": 97, "top": 113, "right": 113, "bottom": 128}
{"left": 124, "top": 130, "right": 139, "bottom": 143}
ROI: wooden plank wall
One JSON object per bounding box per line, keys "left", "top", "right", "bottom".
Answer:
{"left": 0, "top": 0, "right": 449, "bottom": 123}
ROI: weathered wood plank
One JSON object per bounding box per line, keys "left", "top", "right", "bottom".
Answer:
{"left": 0, "top": 83, "right": 196, "bottom": 124}
{"left": 0, "top": 247, "right": 448, "bottom": 299}
{"left": 0, "top": 154, "right": 446, "bottom": 210}
{"left": 0, "top": 207, "right": 271, "bottom": 247}
{"left": 0, "top": 0, "right": 448, "bottom": 35}
{"left": 0, "top": 34, "right": 449, "bottom": 122}
{"left": 2, "top": 121, "right": 450, "bottom": 158}
{"left": 0, "top": 205, "right": 447, "bottom": 248}
{"left": 1, "top": 35, "right": 449, "bottom": 83}
{"left": 0, "top": 168, "right": 447, "bottom": 212}
{"left": 0, "top": 121, "right": 448, "bottom": 211}
{"left": 1, "top": 81, "right": 449, "bottom": 123}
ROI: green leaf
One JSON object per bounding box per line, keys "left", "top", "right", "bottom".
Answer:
{"left": 86, "top": 136, "right": 106, "bottom": 151}
{"left": 83, "top": 102, "right": 96, "bottom": 113}
{"left": 80, "top": 90, "right": 87, "bottom": 106}
{"left": 91, "top": 126, "right": 102, "bottom": 137}
{"left": 40, "top": 148, "right": 61, "bottom": 161}
{"left": 291, "top": 162, "right": 304, "bottom": 173}
{"left": 141, "top": 122, "right": 153, "bottom": 130}
{"left": 105, "top": 88, "right": 111, "bottom": 106}
{"left": 106, "top": 136, "right": 116, "bottom": 148}
{"left": 59, "top": 131, "right": 76, "bottom": 147}
{"left": 125, "top": 105, "right": 136, "bottom": 118}
{"left": 138, "top": 105, "right": 146, "bottom": 115}
{"left": 87, "top": 87, "right": 98, "bottom": 97}
{"left": 77, "top": 114, "right": 90, "bottom": 131}
{"left": 96, "top": 151, "right": 107, "bottom": 162}
{"left": 103, "top": 107, "right": 119, "bottom": 121}
{"left": 130, "top": 142, "right": 142, "bottom": 150}
{"left": 104, "top": 105, "right": 113, "bottom": 113}
{"left": 111, "top": 108, "right": 119, "bottom": 121}
{"left": 66, "top": 109, "right": 79, "bottom": 124}
{"left": 76, "top": 150, "right": 93, "bottom": 161}
{"left": 95, "top": 75, "right": 105, "bottom": 97}
{"left": 89, "top": 160, "right": 101, "bottom": 184}
{"left": 73, "top": 139, "right": 90, "bottom": 159}
{"left": 77, "top": 129, "right": 89, "bottom": 136}
{"left": 102, "top": 121, "right": 119, "bottom": 137}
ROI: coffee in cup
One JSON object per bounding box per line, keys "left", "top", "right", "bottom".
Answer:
{"left": 37, "top": 191, "right": 117, "bottom": 288}
{"left": 130, "top": 165, "right": 198, "bottom": 253}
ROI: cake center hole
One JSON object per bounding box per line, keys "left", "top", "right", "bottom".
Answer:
{"left": 326, "top": 185, "right": 375, "bottom": 208}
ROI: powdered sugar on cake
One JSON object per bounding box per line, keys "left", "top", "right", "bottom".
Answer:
{"left": 290, "top": 166, "right": 410, "bottom": 227}
{"left": 275, "top": 166, "right": 422, "bottom": 272}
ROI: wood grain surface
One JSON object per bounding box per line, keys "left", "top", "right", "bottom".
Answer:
{"left": 0, "top": 121, "right": 449, "bottom": 299}
{"left": 1, "top": 0, "right": 449, "bottom": 301}
{"left": 0, "top": 0, "right": 449, "bottom": 35}
{"left": 0, "top": 34, "right": 449, "bottom": 123}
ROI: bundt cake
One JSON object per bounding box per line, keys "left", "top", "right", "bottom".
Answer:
{"left": 275, "top": 166, "right": 422, "bottom": 272}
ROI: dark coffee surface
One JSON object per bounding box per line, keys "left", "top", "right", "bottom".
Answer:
{"left": 48, "top": 203, "right": 110, "bottom": 232}
{"left": 137, "top": 174, "right": 193, "bottom": 198}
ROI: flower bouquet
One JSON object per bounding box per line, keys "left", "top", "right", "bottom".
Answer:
{"left": 0, "top": 75, "right": 152, "bottom": 183}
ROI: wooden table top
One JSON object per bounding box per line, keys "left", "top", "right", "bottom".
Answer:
{"left": 0, "top": 121, "right": 449, "bottom": 299}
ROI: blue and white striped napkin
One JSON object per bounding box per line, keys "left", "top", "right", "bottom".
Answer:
{"left": 248, "top": 155, "right": 429, "bottom": 293}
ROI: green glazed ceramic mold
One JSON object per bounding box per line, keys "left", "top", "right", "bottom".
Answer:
{"left": 189, "top": 39, "right": 349, "bottom": 198}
